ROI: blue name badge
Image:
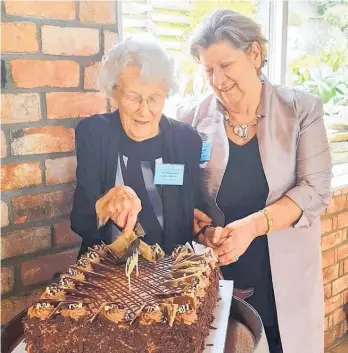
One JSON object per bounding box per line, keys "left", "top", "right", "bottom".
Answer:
{"left": 154, "top": 163, "right": 185, "bottom": 186}
{"left": 201, "top": 141, "right": 212, "bottom": 162}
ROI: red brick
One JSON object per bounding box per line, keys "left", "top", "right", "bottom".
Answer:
{"left": 1, "top": 130, "right": 7, "bottom": 158}
{"left": 324, "top": 284, "right": 332, "bottom": 299}
{"left": 333, "top": 188, "right": 342, "bottom": 196}
{"left": 338, "top": 211, "right": 348, "bottom": 229}
{"left": 339, "top": 261, "right": 345, "bottom": 276}
{"left": 321, "top": 231, "right": 344, "bottom": 251}
{"left": 53, "top": 220, "right": 81, "bottom": 246}
{"left": 46, "top": 92, "right": 106, "bottom": 119}
{"left": 79, "top": 1, "right": 116, "bottom": 24}
{"left": 324, "top": 325, "right": 341, "bottom": 346}
{"left": 344, "top": 258, "right": 348, "bottom": 274}
{"left": 1, "top": 22, "right": 38, "bottom": 53}
{"left": 1, "top": 162, "right": 42, "bottom": 191}
{"left": 4, "top": 1, "right": 75, "bottom": 19}
{"left": 84, "top": 61, "right": 101, "bottom": 90}
{"left": 45, "top": 156, "right": 77, "bottom": 185}
{"left": 1, "top": 267, "right": 14, "bottom": 295}
{"left": 332, "top": 215, "right": 338, "bottom": 231}
{"left": 333, "top": 308, "right": 346, "bottom": 326}
{"left": 321, "top": 218, "right": 332, "bottom": 234}
{"left": 104, "top": 30, "right": 118, "bottom": 53}
{"left": 11, "top": 126, "right": 75, "bottom": 156}
{"left": 332, "top": 274, "right": 348, "bottom": 295}
{"left": 323, "top": 264, "right": 339, "bottom": 284}
{"left": 322, "top": 249, "right": 335, "bottom": 268}
{"left": 1, "top": 93, "right": 41, "bottom": 124}
{"left": 325, "top": 294, "right": 341, "bottom": 314}
{"left": 1, "top": 288, "right": 44, "bottom": 325}
{"left": 326, "top": 195, "right": 347, "bottom": 214}
{"left": 343, "top": 290, "right": 348, "bottom": 305}
{"left": 337, "top": 243, "right": 348, "bottom": 261}
{"left": 11, "top": 60, "right": 79, "bottom": 88}
{"left": 1, "top": 227, "right": 51, "bottom": 260}
{"left": 340, "top": 320, "right": 348, "bottom": 337}
{"left": 1, "top": 201, "right": 9, "bottom": 228}
{"left": 324, "top": 317, "right": 329, "bottom": 331}
{"left": 327, "top": 314, "right": 334, "bottom": 329}
{"left": 42, "top": 26, "right": 99, "bottom": 56}
{"left": 21, "top": 248, "right": 79, "bottom": 285}
{"left": 12, "top": 190, "right": 74, "bottom": 224}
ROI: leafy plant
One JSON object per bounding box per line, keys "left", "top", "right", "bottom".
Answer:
{"left": 301, "top": 65, "right": 348, "bottom": 104}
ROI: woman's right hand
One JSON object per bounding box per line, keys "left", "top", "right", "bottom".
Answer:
{"left": 193, "top": 209, "right": 224, "bottom": 249}
{"left": 95, "top": 185, "right": 142, "bottom": 236}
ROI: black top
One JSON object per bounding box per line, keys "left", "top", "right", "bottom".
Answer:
{"left": 71, "top": 110, "right": 202, "bottom": 255}
{"left": 217, "top": 136, "right": 277, "bottom": 326}
{"left": 119, "top": 130, "right": 164, "bottom": 248}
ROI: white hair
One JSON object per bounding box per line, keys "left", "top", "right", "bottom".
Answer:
{"left": 99, "top": 33, "right": 178, "bottom": 97}
{"left": 189, "top": 9, "right": 268, "bottom": 67}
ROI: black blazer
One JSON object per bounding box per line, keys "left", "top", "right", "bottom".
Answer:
{"left": 70, "top": 110, "right": 202, "bottom": 254}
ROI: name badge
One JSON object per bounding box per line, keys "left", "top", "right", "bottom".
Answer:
{"left": 201, "top": 141, "right": 212, "bottom": 162}
{"left": 154, "top": 163, "right": 185, "bottom": 186}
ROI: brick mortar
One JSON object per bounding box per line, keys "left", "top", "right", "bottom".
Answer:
{"left": 1, "top": 242, "right": 80, "bottom": 271}
{"left": 1, "top": 14, "right": 119, "bottom": 31}
{"left": 1, "top": 151, "right": 77, "bottom": 165}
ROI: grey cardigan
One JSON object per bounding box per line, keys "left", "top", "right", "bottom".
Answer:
{"left": 176, "top": 76, "right": 332, "bottom": 353}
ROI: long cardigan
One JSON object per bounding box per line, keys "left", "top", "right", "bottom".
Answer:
{"left": 70, "top": 110, "right": 202, "bottom": 254}
{"left": 176, "top": 77, "right": 332, "bottom": 353}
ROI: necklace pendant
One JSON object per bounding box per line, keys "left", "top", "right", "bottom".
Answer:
{"left": 233, "top": 125, "right": 248, "bottom": 140}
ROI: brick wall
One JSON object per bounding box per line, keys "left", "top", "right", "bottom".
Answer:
{"left": 1, "top": 0, "right": 118, "bottom": 325}
{"left": 323, "top": 187, "right": 348, "bottom": 349}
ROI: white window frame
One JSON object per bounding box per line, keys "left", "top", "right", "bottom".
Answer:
{"left": 116, "top": 0, "right": 290, "bottom": 85}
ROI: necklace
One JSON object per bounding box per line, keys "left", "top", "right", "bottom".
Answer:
{"left": 225, "top": 114, "right": 262, "bottom": 140}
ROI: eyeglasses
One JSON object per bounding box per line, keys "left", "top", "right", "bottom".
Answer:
{"left": 119, "top": 88, "right": 165, "bottom": 112}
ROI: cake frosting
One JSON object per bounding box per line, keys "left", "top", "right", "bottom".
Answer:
{"left": 24, "top": 241, "right": 220, "bottom": 353}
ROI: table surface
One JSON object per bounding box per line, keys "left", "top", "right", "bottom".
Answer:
{"left": 12, "top": 280, "right": 234, "bottom": 353}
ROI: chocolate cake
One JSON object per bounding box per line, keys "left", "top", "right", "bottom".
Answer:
{"left": 23, "top": 241, "right": 220, "bottom": 353}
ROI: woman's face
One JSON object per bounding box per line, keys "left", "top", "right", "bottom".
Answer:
{"left": 113, "top": 65, "right": 167, "bottom": 142}
{"left": 198, "top": 41, "right": 262, "bottom": 109}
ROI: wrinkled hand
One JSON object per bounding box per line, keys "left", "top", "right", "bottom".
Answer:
{"left": 215, "top": 217, "right": 258, "bottom": 266}
{"left": 193, "top": 209, "right": 212, "bottom": 234}
{"left": 95, "top": 185, "right": 142, "bottom": 236}
{"left": 193, "top": 209, "right": 222, "bottom": 249}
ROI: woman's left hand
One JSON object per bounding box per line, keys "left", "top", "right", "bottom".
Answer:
{"left": 215, "top": 216, "right": 258, "bottom": 266}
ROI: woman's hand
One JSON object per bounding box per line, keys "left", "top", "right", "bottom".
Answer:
{"left": 95, "top": 185, "right": 142, "bottom": 236}
{"left": 215, "top": 216, "right": 259, "bottom": 266}
{"left": 193, "top": 209, "right": 212, "bottom": 234}
{"left": 193, "top": 209, "right": 224, "bottom": 249}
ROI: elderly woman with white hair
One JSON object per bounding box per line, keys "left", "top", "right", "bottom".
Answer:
{"left": 178, "top": 9, "right": 332, "bottom": 353}
{"left": 71, "top": 34, "right": 205, "bottom": 256}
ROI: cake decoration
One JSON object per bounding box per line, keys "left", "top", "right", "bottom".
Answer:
{"left": 24, "top": 243, "right": 220, "bottom": 353}
{"left": 28, "top": 302, "right": 55, "bottom": 320}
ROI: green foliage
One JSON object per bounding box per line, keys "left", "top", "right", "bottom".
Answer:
{"left": 290, "top": 46, "right": 348, "bottom": 86}
{"left": 324, "top": 4, "right": 348, "bottom": 30}
{"left": 301, "top": 65, "right": 348, "bottom": 104}
{"left": 187, "top": 0, "right": 257, "bottom": 32}
{"left": 316, "top": 0, "right": 348, "bottom": 16}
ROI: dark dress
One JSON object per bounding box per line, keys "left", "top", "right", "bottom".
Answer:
{"left": 118, "top": 129, "right": 165, "bottom": 248}
{"left": 216, "top": 136, "right": 282, "bottom": 352}
{"left": 70, "top": 110, "right": 202, "bottom": 255}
